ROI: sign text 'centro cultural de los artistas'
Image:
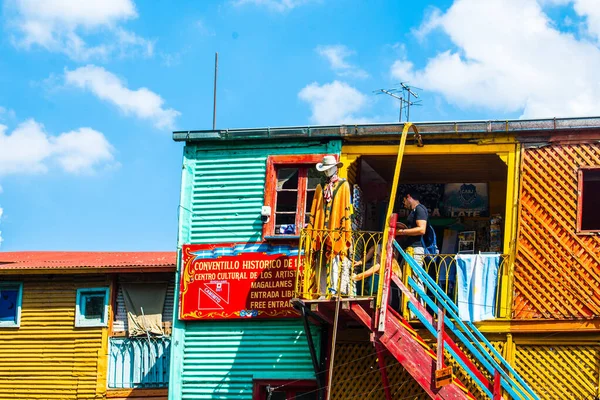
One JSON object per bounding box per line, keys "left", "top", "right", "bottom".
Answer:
{"left": 179, "top": 244, "right": 299, "bottom": 320}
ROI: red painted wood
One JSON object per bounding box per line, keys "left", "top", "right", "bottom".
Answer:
{"left": 577, "top": 168, "right": 584, "bottom": 233}
{"left": 443, "top": 331, "right": 492, "bottom": 393}
{"left": 262, "top": 154, "right": 329, "bottom": 239}
{"left": 493, "top": 370, "right": 502, "bottom": 400}
{"left": 378, "top": 311, "right": 472, "bottom": 399}
{"left": 436, "top": 308, "right": 445, "bottom": 371}
{"left": 262, "top": 156, "right": 277, "bottom": 238}
{"left": 374, "top": 341, "right": 393, "bottom": 400}
{"left": 349, "top": 302, "right": 372, "bottom": 329}
{"left": 387, "top": 275, "right": 486, "bottom": 398}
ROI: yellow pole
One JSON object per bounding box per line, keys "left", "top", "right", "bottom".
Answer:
{"left": 376, "top": 123, "right": 419, "bottom": 308}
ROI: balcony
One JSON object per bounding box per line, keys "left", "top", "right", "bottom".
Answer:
{"left": 296, "top": 228, "right": 508, "bottom": 320}
{"left": 108, "top": 336, "right": 171, "bottom": 389}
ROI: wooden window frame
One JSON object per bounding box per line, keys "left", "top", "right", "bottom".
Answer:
{"left": 75, "top": 287, "right": 110, "bottom": 328}
{"left": 252, "top": 379, "right": 318, "bottom": 400}
{"left": 576, "top": 166, "right": 600, "bottom": 234}
{"left": 262, "top": 154, "right": 330, "bottom": 239}
{"left": 0, "top": 282, "right": 23, "bottom": 328}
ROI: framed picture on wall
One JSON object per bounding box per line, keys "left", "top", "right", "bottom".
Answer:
{"left": 458, "top": 231, "right": 476, "bottom": 254}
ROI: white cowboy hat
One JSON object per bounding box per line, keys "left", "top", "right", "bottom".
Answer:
{"left": 316, "top": 155, "right": 343, "bottom": 171}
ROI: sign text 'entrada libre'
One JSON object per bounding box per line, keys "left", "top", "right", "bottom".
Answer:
{"left": 179, "top": 244, "right": 299, "bottom": 320}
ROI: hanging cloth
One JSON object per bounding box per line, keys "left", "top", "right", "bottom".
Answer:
{"left": 122, "top": 282, "right": 168, "bottom": 336}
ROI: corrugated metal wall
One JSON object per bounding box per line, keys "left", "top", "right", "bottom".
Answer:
{"left": 180, "top": 320, "right": 319, "bottom": 399}
{"left": 0, "top": 275, "right": 109, "bottom": 400}
{"left": 513, "top": 143, "right": 600, "bottom": 319}
{"left": 179, "top": 140, "right": 341, "bottom": 245}
{"left": 171, "top": 140, "right": 338, "bottom": 399}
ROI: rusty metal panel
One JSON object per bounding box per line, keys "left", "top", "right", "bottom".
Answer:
{"left": 514, "top": 143, "right": 600, "bottom": 319}
{"left": 0, "top": 275, "right": 108, "bottom": 400}
{"left": 514, "top": 344, "right": 600, "bottom": 399}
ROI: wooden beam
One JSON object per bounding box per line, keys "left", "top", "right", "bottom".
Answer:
{"left": 343, "top": 143, "right": 516, "bottom": 157}
{"left": 475, "top": 318, "right": 600, "bottom": 333}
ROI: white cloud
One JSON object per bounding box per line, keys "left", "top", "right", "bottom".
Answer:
{"left": 392, "top": 0, "right": 600, "bottom": 118}
{"left": 568, "top": 0, "right": 600, "bottom": 42}
{"left": 6, "top": 0, "right": 152, "bottom": 61}
{"left": 233, "top": 0, "right": 313, "bottom": 12}
{"left": 298, "top": 80, "right": 375, "bottom": 125}
{"left": 316, "top": 45, "right": 369, "bottom": 79}
{"left": 65, "top": 65, "right": 180, "bottom": 130}
{"left": 0, "top": 206, "right": 3, "bottom": 247}
{"left": 0, "top": 119, "right": 115, "bottom": 176}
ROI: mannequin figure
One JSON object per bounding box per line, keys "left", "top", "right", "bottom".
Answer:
{"left": 307, "top": 155, "right": 353, "bottom": 297}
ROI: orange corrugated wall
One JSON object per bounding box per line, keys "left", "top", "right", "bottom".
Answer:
{"left": 513, "top": 143, "right": 600, "bottom": 319}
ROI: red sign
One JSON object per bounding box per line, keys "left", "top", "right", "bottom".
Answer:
{"left": 179, "top": 244, "right": 300, "bottom": 320}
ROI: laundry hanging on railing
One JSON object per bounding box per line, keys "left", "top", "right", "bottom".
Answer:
{"left": 456, "top": 254, "right": 500, "bottom": 322}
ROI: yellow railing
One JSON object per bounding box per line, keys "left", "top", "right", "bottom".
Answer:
{"left": 401, "top": 253, "right": 509, "bottom": 319}
{"left": 295, "top": 229, "right": 384, "bottom": 299}
{"left": 295, "top": 229, "right": 509, "bottom": 320}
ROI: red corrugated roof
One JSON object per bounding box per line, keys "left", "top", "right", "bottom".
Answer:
{"left": 0, "top": 251, "right": 177, "bottom": 271}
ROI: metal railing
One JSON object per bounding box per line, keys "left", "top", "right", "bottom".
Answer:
{"left": 415, "top": 253, "right": 509, "bottom": 319}
{"left": 392, "top": 240, "right": 538, "bottom": 400}
{"left": 296, "top": 229, "right": 384, "bottom": 299}
{"left": 108, "top": 336, "right": 171, "bottom": 389}
{"left": 296, "top": 229, "right": 508, "bottom": 320}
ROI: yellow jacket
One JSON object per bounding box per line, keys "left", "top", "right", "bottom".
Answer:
{"left": 307, "top": 179, "right": 352, "bottom": 256}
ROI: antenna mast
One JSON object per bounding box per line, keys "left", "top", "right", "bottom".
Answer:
{"left": 374, "top": 82, "right": 422, "bottom": 122}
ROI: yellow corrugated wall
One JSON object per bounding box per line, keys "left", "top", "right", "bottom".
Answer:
{"left": 0, "top": 274, "right": 109, "bottom": 400}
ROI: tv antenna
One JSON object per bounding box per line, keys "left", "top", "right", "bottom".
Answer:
{"left": 374, "top": 82, "right": 422, "bottom": 122}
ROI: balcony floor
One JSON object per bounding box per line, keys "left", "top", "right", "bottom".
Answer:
{"left": 292, "top": 297, "right": 376, "bottom": 329}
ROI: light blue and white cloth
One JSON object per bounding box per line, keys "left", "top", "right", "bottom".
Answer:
{"left": 456, "top": 254, "right": 500, "bottom": 322}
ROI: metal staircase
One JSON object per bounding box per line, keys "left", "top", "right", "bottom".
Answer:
{"left": 350, "top": 236, "right": 540, "bottom": 400}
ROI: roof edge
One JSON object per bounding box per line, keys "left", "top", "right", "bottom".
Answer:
{"left": 173, "top": 116, "right": 600, "bottom": 142}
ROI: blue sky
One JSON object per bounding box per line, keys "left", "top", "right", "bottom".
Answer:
{"left": 1, "top": 0, "right": 599, "bottom": 251}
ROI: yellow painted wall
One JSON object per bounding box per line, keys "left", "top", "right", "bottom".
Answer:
{"left": 0, "top": 275, "right": 109, "bottom": 400}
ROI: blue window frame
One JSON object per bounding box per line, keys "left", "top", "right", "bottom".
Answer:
{"left": 75, "top": 287, "right": 109, "bottom": 327}
{"left": 0, "top": 282, "right": 23, "bottom": 328}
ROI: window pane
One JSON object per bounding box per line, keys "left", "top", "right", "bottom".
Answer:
{"left": 276, "top": 191, "right": 298, "bottom": 212}
{"left": 305, "top": 189, "right": 316, "bottom": 223}
{"left": 581, "top": 169, "right": 600, "bottom": 231}
{"left": 277, "top": 168, "right": 299, "bottom": 190}
{"left": 0, "top": 288, "right": 18, "bottom": 323}
{"left": 276, "top": 213, "right": 296, "bottom": 234}
{"left": 83, "top": 294, "right": 105, "bottom": 321}
{"left": 306, "top": 167, "right": 322, "bottom": 190}
{"left": 296, "top": 391, "right": 317, "bottom": 400}
{"left": 270, "top": 392, "right": 286, "bottom": 400}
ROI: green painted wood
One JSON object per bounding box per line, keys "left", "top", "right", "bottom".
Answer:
{"left": 179, "top": 320, "right": 321, "bottom": 400}
{"left": 178, "top": 140, "right": 341, "bottom": 245}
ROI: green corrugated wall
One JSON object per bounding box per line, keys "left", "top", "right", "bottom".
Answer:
{"left": 178, "top": 140, "right": 341, "bottom": 245}
{"left": 169, "top": 139, "right": 341, "bottom": 400}
{"left": 180, "top": 320, "right": 320, "bottom": 399}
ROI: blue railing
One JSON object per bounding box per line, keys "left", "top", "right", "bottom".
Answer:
{"left": 108, "top": 336, "right": 171, "bottom": 389}
{"left": 393, "top": 240, "right": 539, "bottom": 400}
